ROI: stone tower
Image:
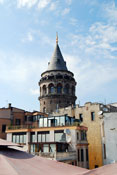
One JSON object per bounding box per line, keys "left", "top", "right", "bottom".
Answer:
{"left": 39, "top": 35, "right": 77, "bottom": 113}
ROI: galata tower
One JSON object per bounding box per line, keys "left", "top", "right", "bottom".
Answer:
{"left": 39, "top": 35, "right": 77, "bottom": 113}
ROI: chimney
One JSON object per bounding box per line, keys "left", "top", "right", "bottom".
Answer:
{"left": 8, "top": 103, "right": 11, "bottom": 108}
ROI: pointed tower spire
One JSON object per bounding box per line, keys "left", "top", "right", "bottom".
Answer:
{"left": 47, "top": 34, "right": 68, "bottom": 71}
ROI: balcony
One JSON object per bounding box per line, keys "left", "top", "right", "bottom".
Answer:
{"left": 35, "top": 151, "right": 77, "bottom": 161}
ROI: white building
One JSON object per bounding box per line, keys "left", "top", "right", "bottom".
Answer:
{"left": 101, "top": 112, "right": 117, "bottom": 165}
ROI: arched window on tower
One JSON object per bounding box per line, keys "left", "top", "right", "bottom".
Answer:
{"left": 43, "top": 107, "right": 46, "bottom": 113}
{"left": 64, "top": 84, "right": 69, "bottom": 94}
{"left": 48, "top": 83, "right": 55, "bottom": 94}
{"left": 42, "top": 85, "right": 47, "bottom": 95}
{"left": 57, "top": 83, "right": 62, "bottom": 94}
{"left": 72, "top": 86, "right": 75, "bottom": 95}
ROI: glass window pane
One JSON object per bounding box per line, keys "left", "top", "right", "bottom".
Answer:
{"left": 16, "top": 135, "right": 20, "bottom": 143}
{"left": 55, "top": 133, "right": 63, "bottom": 142}
{"left": 30, "top": 144, "right": 33, "bottom": 153}
{"left": 55, "top": 117, "right": 60, "bottom": 126}
{"left": 46, "top": 134, "right": 49, "bottom": 142}
{"left": 38, "top": 134, "right": 41, "bottom": 142}
{"left": 12, "top": 135, "right": 16, "bottom": 143}
{"left": 60, "top": 116, "right": 65, "bottom": 126}
{"left": 42, "top": 134, "right": 46, "bottom": 142}
{"left": 43, "top": 118, "right": 47, "bottom": 127}
{"left": 81, "top": 149, "right": 84, "bottom": 162}
{"left": 50, "top": 144, "right": 56, "bottom": 153}
{"left": 48, "top": 120, "right": 51, "bottom": 127}
{"left": 39, "top": 118, "right": 43, "bottom": 127}
{"left": 31, "top": 144, "right": 35, "bottom": 153}
{"left": 24, "top": 135, "right": 26, "bottom": 143}
{"left": 20, "top": 135, "right": 23, "bottom": 143}
{"left": 43, "top": 144, "right": 49, "bottom": 153}
{"left": 65, "top": 116, "right": 70, "bottom": 125}
{"left": 31, "top": 134, "right": 35, "bottom": 143}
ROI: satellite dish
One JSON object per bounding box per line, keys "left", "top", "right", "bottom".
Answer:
{"left": 66, "top": 137, "right": 71, "bottom": 143}
{"left": 98, "top": 111, "right": 103, "bottom": 115}
{"left": 66, "top": 129, "right": 71, "bottom": 135}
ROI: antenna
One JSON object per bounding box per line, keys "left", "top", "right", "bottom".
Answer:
{"left": 104, "top": 99, "right": 106, "bottom": 105}
{"left": 56, "top": 32, "right": 58, "bottom": 44}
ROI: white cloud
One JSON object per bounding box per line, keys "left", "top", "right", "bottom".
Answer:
{"left": 0, "top": 0, "right": 4, "bottom": 4}
{"left": 69, "top": 18, "right": 78, "bottom": 26}
{"left": 65, "top": 0, "right": 72, "bottom": 5}
{"left": 0, "top": 50, "right": 47, "bottom": 87}
{"left": 22, "top": 32, "right": 34, "bottom": 42}
{"left": 17, "top": 0, "right": 38, "bottom": 8}
{"left": 103, "top": 1, "right": 117, "bottom": 22}
{"left": 64, "top": 53, "right": 117, "bottom": 99}
{"left": 30, "top": 88, "right": 39, "bottom": 95}
{"left": 62, "top": 8, "right": 70, "bottom": 15}
{"left": 83, "top": 0, "right": 98, "bottom": 6}
{"left": 27, "top": 32, "right": 33, "bottom": 41}
{"left": 70, "top": 21, "right": 117, "bottom": 60}
{"left": 49, "top": 1, "right": 57, "bottom": 11}
{"left": 37, "top": 0, "right": 51, "bottom": 10}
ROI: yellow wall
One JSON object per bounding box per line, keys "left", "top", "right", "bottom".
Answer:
{"left": 75, "top": 103, "right": 103, "bottom": 169}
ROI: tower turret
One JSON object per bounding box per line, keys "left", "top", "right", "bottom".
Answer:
{"left": 39, "top": 36, "right": 77, "bottom": 113}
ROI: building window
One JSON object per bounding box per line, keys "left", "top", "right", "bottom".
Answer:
{"left": 12, "top": 133, "right": 26, "bottom": 144}
{"left": 79, "top": 114, "right": 83, "bottom": 122}
{"left": 42, "top": 85, "right": 46, "bottom": 95}
{"left": 103, "top": 144, "right": 106, "bottom": 159}
{"left": 64, "top": 84, "right": 69, "bottom": 94}
{"left": 2, "top": 125, "right": 6, "bottom": 133}
{"left": 91, "top": 112, "right": 95, "bottom": 121}
{"left": 43, "top": 107, "right": 46, "bottom": 113}
{"left": 95, "top": 165, "right": 99, "bottom": 168}
{"left": 31, "top": 132, "right": 36, "bottom": 143}
{"left": 30, "top": 144, "right": 35, "bottom": 153}
{"left": 50, "top": 144, "right": 56, "bottom": 153}
{"left": 59, "top": 116, "right": 65, "bottom": 126}
{"left": 15, "top": 119, "right": 21, "bottom": 125}
{"left": 77, "top": 132, "right": 79, "bottom": 140}
{"left": 37, "top": 131, "right": 49, "bottom": 142}
{"left": 78, "top": 149, "right": 80, "bottom": 161}
{"left": 81, "top": 149, "right": 84, "bottom": 162}
{"left": 81, "top": 131, "right": 86, "bottom": 140}
{"left": 49, "top": 84, "right": 54, "bottom": 94}
{"left": 57, "top": 83, "right": 62, "bottom": 94}
{"left": 43, "top": 144, "right": 49, "bottom": 153}
{"left": 86, "top": 149, "right": 89, "bottom": 161}
{"left": 54, "top": 130, "right": 64, "bottom": 142}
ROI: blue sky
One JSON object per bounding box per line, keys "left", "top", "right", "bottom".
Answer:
{"left": 0, "top": 0, "right": 117, "bottom": 111}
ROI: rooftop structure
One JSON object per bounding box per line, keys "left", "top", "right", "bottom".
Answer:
{"left": 6, "top": 114, "right": 89, "bottom": 168}
{"left": 0, "top": 103, "right": 48, "bottom": 139}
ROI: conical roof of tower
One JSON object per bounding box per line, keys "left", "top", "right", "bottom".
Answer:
{"left": 47, "top": 39, "right": 68, "bottom": 71}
